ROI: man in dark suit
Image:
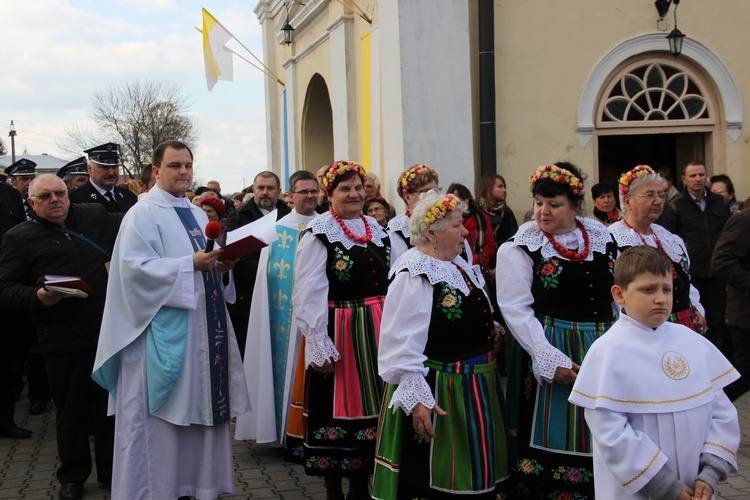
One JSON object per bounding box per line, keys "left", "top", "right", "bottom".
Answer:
{"left": 6, "top": 158, "right": 37, "bottom": 216}
{"left": 0, "top": 174, "right": 122, "bottom": 499}
{"left": 712, "top": 206, "right": 750, "bottom": 401}
{"left": 658, "top": 161, "right": 731, "bottom": 351}
{"left": 68, "top": 142, "right": 137, "bottom": 213}
{"left": 0, "top": 179, "right": 32, "bottom": 439}
{"left": 222, "top": 171, "right": 290, "bottom": 356}
{"left": 57, "top": 157, "right": 89, "bottom": 192}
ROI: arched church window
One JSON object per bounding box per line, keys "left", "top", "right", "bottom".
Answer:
{"left": 602, "top": 62, "right": 709, "bottom": 123}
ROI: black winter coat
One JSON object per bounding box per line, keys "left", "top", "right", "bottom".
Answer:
{"left": 0, "top": 204, "right": 123, "bottom": 354}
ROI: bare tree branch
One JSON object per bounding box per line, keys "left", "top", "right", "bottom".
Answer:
{"left": 62, "top": 79, "right": 197, "bottom": 178}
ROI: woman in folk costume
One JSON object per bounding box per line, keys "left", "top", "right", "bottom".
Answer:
{"left": 286, "top": 161, "right": 390, "bottom": 500}
{"left": 387, "top": 164, "right": 439, "bottom": 263}
{"left": 373, "top": 191, "right": 508, "bottom": 499}
{"left": 496, "top": 163, "right": 617, "bottom": 498}
{"left": 608, "top": 164, "right": 707, "bottom": 332}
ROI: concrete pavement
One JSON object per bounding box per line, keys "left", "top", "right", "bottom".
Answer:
{"left": 2, "top": 392, "right": 750, "bottom": 499}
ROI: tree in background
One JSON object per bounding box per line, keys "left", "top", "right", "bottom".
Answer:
{"left": 61, "top": 80, "right": 197, "bottom": 178}
{"left": 0, "top": 138, "right": 6, "bottom": 156}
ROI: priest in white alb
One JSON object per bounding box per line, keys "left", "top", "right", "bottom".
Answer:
{"left": 235, "top": 170, "right": 319, "bottom": 445}
{"left": 92, "top": 140, "right": 251, "bottom": 500}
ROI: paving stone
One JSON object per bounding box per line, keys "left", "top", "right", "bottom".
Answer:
{"left": 247, "top": 487, "right": 279, "bottom": 498}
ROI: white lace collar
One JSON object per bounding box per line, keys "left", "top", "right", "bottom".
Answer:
{"left": 608, "top": 221, "right": 685, "bottom": 263}
{"left": 308, "top": 212, "right": 387, "bottom": 249}
{"left": 387, "top": 213, "right": 410, "bottom": 237}
{"left": 389, "top": 248, "right": 483, "bottom": 296}
{"left": 510, "top": 217, "right": 612, "bottom": 261}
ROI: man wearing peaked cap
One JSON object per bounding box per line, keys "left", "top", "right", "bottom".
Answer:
{"left": 57, "top": 157, "right": 89, "bottom": 192}
{"left": 6, "top": 159, "right": 37, "bottom": 214}
{"left": 68, "top": 142, "right": 137, "bottom": 214}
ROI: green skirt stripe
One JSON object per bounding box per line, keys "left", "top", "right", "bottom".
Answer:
{"left": 373, "top": 358, "right": 508, "bottom": 499}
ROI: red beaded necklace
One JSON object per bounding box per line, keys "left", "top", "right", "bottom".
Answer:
{"left": 330, "top": 208, "right": 373, "bottom": 244}
{"left": 542, "top": 220, "right": 590, "bottom": 262}
{"left": 621, "top": 219, "right": 678, "bottom": 279}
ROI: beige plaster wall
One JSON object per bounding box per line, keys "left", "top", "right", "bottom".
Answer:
{"left": 495, "top": 1, "right": 750, "bottom": 214}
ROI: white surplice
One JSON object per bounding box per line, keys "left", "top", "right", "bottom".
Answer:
{"left": 235, "top": 209, "right": 317, "bottom": 445}
{"left": 92, "top": 186, "right": 251, "bottom": 500}
{"left": 569, "top": 314, "right": 739, "bottom": 499}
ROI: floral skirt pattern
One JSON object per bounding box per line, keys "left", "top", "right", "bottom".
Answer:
{"left": 372, "top": 353, "right": 509, "bottom": 499}
{"left": 506, "top": 316, "right": 611, "bottom": 499}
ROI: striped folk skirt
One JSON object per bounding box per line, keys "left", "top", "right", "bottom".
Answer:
{"left": 670, "top": 307, "right": 698, "bottom": 331}
{"left": 286, "top": 296, "right": 384, "bottom": 477}
{"left": 372, "top": 353, "right": 509, "bottom": 499}
{"left": 505, "top": 315, "right": 612, "bottom": 499}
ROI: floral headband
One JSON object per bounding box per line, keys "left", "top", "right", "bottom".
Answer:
{"left": 321, "top": 160, "right": 368, "bottom": 193}
{"left": 529, "top": 165, "right": 585, "bottom": 196}
{"left": 399, "top": 164, "right": 436, "bottom": 195}
{"left": 424, "top": 194, "right": 461, "bottom": 226}
{"left": 619, "top": 165, "right": 654, "bottom": 195}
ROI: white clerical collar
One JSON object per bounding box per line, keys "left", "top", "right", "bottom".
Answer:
{"left": 150, "top": 185, "right": 192, "bottom": 208}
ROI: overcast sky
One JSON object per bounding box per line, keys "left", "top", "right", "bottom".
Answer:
{"left": 1, "top": 0, "right": 269, "bottom": 193}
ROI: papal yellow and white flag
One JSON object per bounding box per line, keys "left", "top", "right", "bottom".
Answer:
{"left": 202, "top": 8, "right": 234, "bottom": 91}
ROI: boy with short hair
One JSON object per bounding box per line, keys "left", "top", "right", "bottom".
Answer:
{"left": 569, "top": 246, "right": 740, "bottom": 500}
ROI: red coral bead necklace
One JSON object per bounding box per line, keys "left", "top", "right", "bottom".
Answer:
{"left": 330, "top": 208, "right": 373, "bottom": 244}
{"left": 542, "top": 220, "right": 590, "bottom": 262}
{"left": 622, "top": 219, "right": 678, "bottom": 279}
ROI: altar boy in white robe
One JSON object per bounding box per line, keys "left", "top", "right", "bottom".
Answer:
{"left": 92, "top": 140, "right": 251, "bottom": 500}
{"left": 569, "top": 245, "right": 739, "bottom": 500}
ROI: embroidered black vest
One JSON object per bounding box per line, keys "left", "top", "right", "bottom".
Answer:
{"left": 517, "top": 240, "right": 617, "bottom": 323}
{"left": 399, "top": 269, "right": 494, "bottom": 363}
{"left": 314, "top": 232, "right": 391, "bottom": 300}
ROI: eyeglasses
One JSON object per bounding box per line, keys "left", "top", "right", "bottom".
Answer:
{"left": 414, "top": 186, "right": 442, "bottom": 195}
{"left": 31, "top": 190, "right": 67, "bottom": 201}
{"left": 292, "top": 190, "right": 318, "bottom": 197}
{"left": 367, "top": 206, "right": 385, "bottom": 213}
{"left": 712, "top": 189, "right": 726, "bottom": 194}
{"left": 635, "top": 191, "right": 667, "bottom": 202}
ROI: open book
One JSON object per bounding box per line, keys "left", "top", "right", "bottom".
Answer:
{"left": 219, "top": 209, "right": 279, "bottom": 261}
{"left": 44, "top": 275, "right": 91, "bottom": 298}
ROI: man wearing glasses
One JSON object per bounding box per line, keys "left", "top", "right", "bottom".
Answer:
{"left": 68, "top": 142, "right": 137, "bottom": 213}
{"left": 235, "top": 169, "right": 319, "bottom": 445}
{"left": 0, "top": 174, "right": 123, "bottom": 499}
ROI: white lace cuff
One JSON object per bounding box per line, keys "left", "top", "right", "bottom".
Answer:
{"left": 304, "top": 330, "right": 341, "bottom": 368}
{"left": 530, "top": 342, "right": 572, "bottom": 384}
{"left": 388, "top": 371, "right": 435, "bottom": 415}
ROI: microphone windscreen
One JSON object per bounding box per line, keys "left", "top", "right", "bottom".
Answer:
{"left": 205, "top": 221, "right": 222, "bottom": 240}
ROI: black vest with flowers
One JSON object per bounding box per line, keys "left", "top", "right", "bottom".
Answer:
{"left": 314, "top": 233, "right": 391, "bottom": 301}
{"left": 398, "top": 269, "right": 494, "bottom": 363}
{"left": 519, "top": 240, "right": 618, "bottom": 323}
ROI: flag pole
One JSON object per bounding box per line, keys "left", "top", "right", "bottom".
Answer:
{"left": 329, "top": 0, "right": 372, "bottom": 24}
{"left": 203, "top": 9, "right": 281, "bottom": 80}
{"left": 195, "top": 27, "right": 284, "bottom": 86}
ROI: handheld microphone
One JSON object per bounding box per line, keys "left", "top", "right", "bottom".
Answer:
{"left": 204, "top": 221, "right": 222, "bottom": 252}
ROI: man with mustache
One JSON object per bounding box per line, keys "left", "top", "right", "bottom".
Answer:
{"left": 68, "top": 142, "right": 137, "bottom": 214}
{"left": 222, "top": 171, "right": 290, "bottom": 357}
{"left": 0, "top": 174, "right": 123, "bottom": 499}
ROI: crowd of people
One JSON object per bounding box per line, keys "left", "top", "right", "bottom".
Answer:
{"left": 0, "top": 142, "right": 747, "bottom": 500}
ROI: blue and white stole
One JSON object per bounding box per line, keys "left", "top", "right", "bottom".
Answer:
{"left": 267, "top": 223, "right": 301, "bottom": 439}
{"left": 174, "top": 207, "right": 231, "bottom": 424}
